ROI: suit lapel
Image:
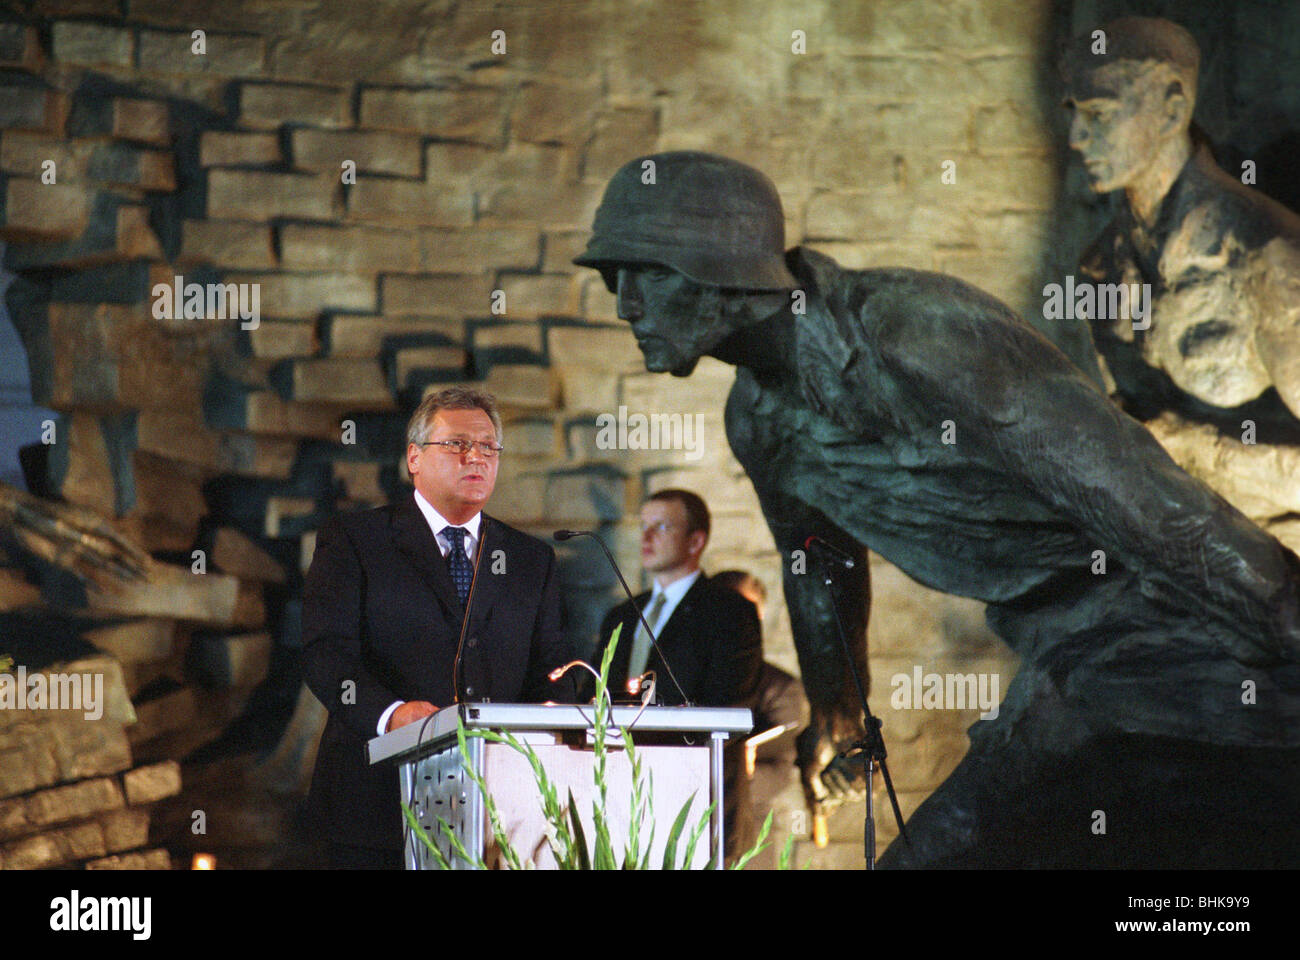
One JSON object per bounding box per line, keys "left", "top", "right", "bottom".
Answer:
{"left": 652, "top": 574, "right": 705, "bottom": 656}
{"left": 390, "top": 493, "right": 463, "bottom": 618}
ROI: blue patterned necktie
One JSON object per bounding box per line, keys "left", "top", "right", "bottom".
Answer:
{"left": 443, "top": 526, "right": 473, "bottom": 604}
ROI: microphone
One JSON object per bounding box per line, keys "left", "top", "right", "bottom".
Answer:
{"left": 804, "top": 535, "right": 857, "bottom": 570}
{"left": 553, "top": 529, "right": 690, "bottom": 705}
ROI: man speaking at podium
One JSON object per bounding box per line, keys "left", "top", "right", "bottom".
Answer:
{"left": 303, "top": 386, "right": 577, "bottom": 869}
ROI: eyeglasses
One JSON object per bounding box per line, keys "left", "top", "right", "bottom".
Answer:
{"left": 419, "top": 439, "right": 504, "bottom": 458}
{"left": 639, "top": 521, "right": 679, "bottom": 536}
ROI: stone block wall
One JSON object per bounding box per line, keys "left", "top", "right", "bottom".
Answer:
{"left": 0, "top": 0, "right": 1142, "bottom": 865}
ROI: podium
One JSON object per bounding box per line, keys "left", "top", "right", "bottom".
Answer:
{"left": 367, "top": 703, "right": 752, "bottom": 869}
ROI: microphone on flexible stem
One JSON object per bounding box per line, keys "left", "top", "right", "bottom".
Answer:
{"left": 804, "top": 535, "right": 856, "bottom": 570}
{"left": 554, "top": 529, "right": 690, "bottom": 705}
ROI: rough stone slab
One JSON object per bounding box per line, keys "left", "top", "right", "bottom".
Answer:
{"left": 1, "top": 178, "right": 91, "bottom": 240}
{"left": 484, "top": 364, "right": 554, "bottom": 410}
{"left": 127, "top": 686, "right": 198, "bottom": 748}
{"left": 582, "top": 108, "right": 658, "bottom": 182}
{"left": 212, "top": 389, "right": 340, "bottom": 440}
{"left": 208, "top": 169, "right": 338, "bottom": 220}
{"left": 178, "top": 219, "right": 276, "bottom": 270}
{"left": 280, "top": 223, "right": 420, "bottom": 273}
{"left": 84, "top": 847, "right": 171, "bottom": 869}
{"left": 136, "top": 409, "right": 297, "bottom": 479}
{"left": 270, "top": 357, "right": 395, "bottom": 408}
{"left": 87, "top": 560, "right": 241, "bottom": 626}
{"left": 358, "top": 86, "right": 502, "bottom": 141}
{"left": 244, "top": 320, "right": 318, "bottom": 359}
{"left": 46, "top": 721, "right": 135, "bottom": 786}
{"left": 192, "top": 632, "right": 272, "bottom": 689}
{"left": 118, "top": 454, "right": 208, "bottom": 554}
{"left": 0, "top": 82, "right": 67, "bottom": 134}
{"left": 543, "top": 469, "right": 624, "bottom": 526}
{"left": 198, "top": 130, "right": 281, "bottom": 167}
{"left": 100, "top": 807, "right": 150, "bottom": 853}
{"left": 263, "top": 496, "right": 315, "bottom": 538}
{"left": 239, "top": 81, "right": 350, "bottom": 129}
{"left": 324, "top": 315, "right": 461, "bottom": 357}
{"left": 68, "top": 98, "right": 170, "bottom": 147}
{"left": 138, "top": 28, "right": 266, "bottom": 76}
{"left": 0, "top": 568, "right": 41, "bottom": 612}
{"left": 513, "top": 80, "right": 600, "bottom": 144}
{"left": 541, "top": 230, "right": 589, "bottom": 273}
{"left": 123, "top": 760, "right": 181, "bottom": 805}
{"left": 81, "top": 620, "right": 176, "bottom": 666}
{"left": 0, "top": 655, "right": 135, "bottom": 729}
{"left": 0, "top": 131, "right": 92, "bottom": 180}
{"left": 421, "top": 226, "right": 541, "bottom": 274}
{"left": 0, "top": 826, "right": 106, "bottom": 869}
{"left": 392, "top": 346, "right": 468, "bottom": 387}
{"left": 290, "top": 128, "right": 422, "bottom": 178}
{"left": 0, "top": 24, "right": 41, "bottom": 71}
{"left": 472, "top": 322, "right": 543, "bottom": 354}
{"left": 496, "top": 274, "right": 576, "bottom": 319}
{"left": 2, "top": 777, "right": 126, "bottom": 836}
{"left": 3, "top": 196, "right": 164, "bottom": 269}
{"left": 547, "top": 325, "right": 642, "bottom": 371}
{"left": 346, "top": 176, "right": 472, "bottom": 227}
{"left": 380, "top": 274, "right": 494, "bottom": 317}
{"left": 211, "top": 528, "right": 285, "bottom": 584}
{"left": 332, "top": 461, "right": 385, "bottom": 501}
{"left": 225, "top": 270, "right": 374, "bottom": 318}
{"left": 87, "top": 142, "right": 175, "bottom": 191}
{"left": 51, "top": 21, "right": 134, "bottom": 68}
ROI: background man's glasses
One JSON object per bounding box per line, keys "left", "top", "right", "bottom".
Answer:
{"left": 639, "top": 521, "right": 679, "bottom": 536}
{"left": 419, "top": 439, "right": 504, "bottom": 458}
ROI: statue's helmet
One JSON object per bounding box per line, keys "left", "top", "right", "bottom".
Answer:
{"left": 574, "top": 150, "right": 798, "bottom": 292}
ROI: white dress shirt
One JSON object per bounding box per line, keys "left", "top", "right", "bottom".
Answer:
{"left": 376, "top": 490, "right": 483, "bottom": 735}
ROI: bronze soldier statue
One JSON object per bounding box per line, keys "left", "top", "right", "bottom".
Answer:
{"left": 576, "top": 151, "right": 1300, "bottom": 866}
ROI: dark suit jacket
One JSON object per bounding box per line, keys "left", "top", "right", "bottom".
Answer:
{"left": 595, "top": 573, "right": 762, "bottom": 708}
{"left": 302, "top": 492, "right": 576, "bottom": 851}
{"left": 596, "top": 573, "right": 763, "bottom": 860}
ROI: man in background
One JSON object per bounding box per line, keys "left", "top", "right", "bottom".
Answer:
{"left": 594, "top": 489, "right": 762, "bottom": 859}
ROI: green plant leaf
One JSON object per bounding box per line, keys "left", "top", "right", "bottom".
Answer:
{"left": 402, "top": 803, "right": 451, "bottom": 869}
{"left": 681, "top": 800, "right": 716, "bottom": 869}
{"left": 662, "top": 792, "right": 697, "bottom": 869}
{"left": 456, "top": 718, "right": 521, "bottom": 869}
{"left": 567, "top": 788, "right": 591, "bottom": 871}
{"left": 777, "top": 832, "right": 797, "bottom": 870}
{"left": 729, "top": 810, "right": 774, "bottom": 870}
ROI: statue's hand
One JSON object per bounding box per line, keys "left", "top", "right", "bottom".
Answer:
{"left": 819, "top": 750, "right": 869, "bottom": 800}
{"left": 796, "top": 708, "right": 869, "bottom": 811}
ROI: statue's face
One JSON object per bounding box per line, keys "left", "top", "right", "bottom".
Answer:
{"left": 613, "top": 265, "right": 732, "bottom": 377}
{"left": 1065, "top": 66, "right": 1167, "bottom": 193}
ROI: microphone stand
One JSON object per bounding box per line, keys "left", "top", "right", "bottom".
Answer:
{"left": 812, "top": 553, "right": 911, "bottom": 869}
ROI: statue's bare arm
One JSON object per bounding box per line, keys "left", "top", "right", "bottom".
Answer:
{"left": 725, "top": 375, "right": 874, "bottom": 810}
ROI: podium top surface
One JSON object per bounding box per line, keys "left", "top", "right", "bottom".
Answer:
{"left": 367, "top": 703, "right": 754, "bottom": 766}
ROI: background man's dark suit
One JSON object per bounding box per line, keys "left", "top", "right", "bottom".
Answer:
{"left": 302, "top": 492, "right": 576, "bottom": 859}
{"left": 596, "top": 573, "right": 763, "bottom": 859}
{"left": 595, "top": 574, "right": 762, "bottom": 707}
